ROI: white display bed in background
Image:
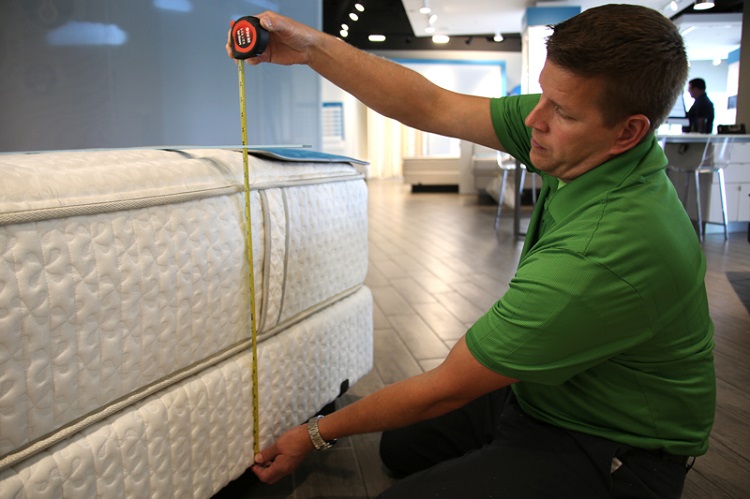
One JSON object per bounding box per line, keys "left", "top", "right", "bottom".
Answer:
{"left": 0, "top": 148, "right": 373, "bottom": 497}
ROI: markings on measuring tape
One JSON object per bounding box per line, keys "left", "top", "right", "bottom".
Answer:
{"left": 230, "top": 13, "right": 269, "bottom": 457}
{"left": 237, "top": 60, "right": 260, "bottom": 456}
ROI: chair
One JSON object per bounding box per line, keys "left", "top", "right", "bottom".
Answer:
{"left": 669, "top": 136, "right": 735, "bottom": 241}
{"left": 494, "top": 152, "right": 536, "bottom": 231}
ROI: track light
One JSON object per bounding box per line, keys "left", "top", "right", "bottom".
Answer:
{"left": 693, "top": 0, "right": 714, "bottom": 10}
{"left": 355, "top": 3, "right": 365, "bottom": 12}
{"left": 349, "top": 12, "right": 359, "bottom": 21}
{"left": 493, "top": 31, "right": 504, "bottom": 42}
{"left": 420, "top": 0, "right": 431, "bottom": 15}
{"left": 432, "top": 35, "right": 449, "bottom": 44}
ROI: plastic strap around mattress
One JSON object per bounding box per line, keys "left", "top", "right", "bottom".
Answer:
{"left": 0, "top": 283, "right": 364, "bottom": 473}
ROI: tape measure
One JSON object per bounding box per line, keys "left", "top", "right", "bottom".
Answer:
{"left": 231, "top": 15, "right": 269, "bottom": 456}
{"left": 230, "top": 16, "right": 269, "bottom": 60}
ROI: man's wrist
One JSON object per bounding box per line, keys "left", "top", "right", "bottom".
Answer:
{"left": 307, "top": 415, "right": 337, "bottom": 450}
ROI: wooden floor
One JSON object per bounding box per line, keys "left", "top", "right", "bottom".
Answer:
{"left": 215, "top": 178, "right": 750, "bottom": 499}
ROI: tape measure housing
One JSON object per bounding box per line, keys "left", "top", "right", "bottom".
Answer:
{"left": 231, "top": 16, "right": 269, "bottom": 59}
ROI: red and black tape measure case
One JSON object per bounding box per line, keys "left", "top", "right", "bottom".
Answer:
{"left": 230, "top": 16, "right": 269, "bottom": 59}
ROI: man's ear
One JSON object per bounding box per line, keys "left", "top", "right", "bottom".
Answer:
{"left": 610, "top": 114, "right": 651, "bottom": 155}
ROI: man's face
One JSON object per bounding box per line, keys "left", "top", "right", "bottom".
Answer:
{"left": 525, "top": 61, "right": 626, "bottom": 181}
{"left": 688, "top": 84, "right": 699, "bottom": 99}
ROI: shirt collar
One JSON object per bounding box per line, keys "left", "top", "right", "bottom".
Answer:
{"left": 545, "top": 135, "right": 666, "bottom": 221}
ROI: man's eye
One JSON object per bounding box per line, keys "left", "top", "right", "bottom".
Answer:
{"left": 555, "top": 106, "right": 572, "bottom": 120}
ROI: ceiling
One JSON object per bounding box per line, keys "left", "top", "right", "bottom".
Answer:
{"left": 322, "top": 0, "right": 744, "bottom": 59}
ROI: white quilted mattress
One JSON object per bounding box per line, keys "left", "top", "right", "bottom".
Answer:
{"left": 0, "top": 148, "right": 373, "bottom": 497}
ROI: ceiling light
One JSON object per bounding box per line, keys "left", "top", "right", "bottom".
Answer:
{"left": 712, "top": 57, "right": 722, "bottom": 66}
{"left": 432, "top": 35, "right": 449, "bottom": 44}
{"left": 349, "top": 12, "right": 359, "bottom": 21}
{"left": 355, "top": 3, "right": 365, "bottom": 12}
{"left": 420, "top": 0, "right": 431, "bottom": 15}
{"left": 340, "top": 30, "right": 348, "bottom": 38}
{"left": 369, "top": 34, "right": 386, "bottom": 42}
{"left": 693, "top": 0, "right": 714, "bottom": 10}
{"left": 429, "top": 14, "right": 438, "bottom": 25}
{"left": 425, "top": 26, "right": 436, "bottom": 34}
{"left": 680, "top": 25, "right": 696, "bottom": 36}
{"left": 668, "top": 1, "right": 678, "bottom": 11}
{"left": 341, "top": 23, "right": 349, "bottom": 31}
{"left": 493, "top": 31, "right": 504, "bottom": 42}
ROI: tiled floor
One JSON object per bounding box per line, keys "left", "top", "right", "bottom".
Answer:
{"left": 215, "top": 178, "right": 750, "bottom": 498}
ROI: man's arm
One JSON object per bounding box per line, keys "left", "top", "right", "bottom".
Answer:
{"left": 251, "top": 335, "right": 517, "bottom": 484}
{"left": 227, "top": 12, "right": 505, "bottom": 151}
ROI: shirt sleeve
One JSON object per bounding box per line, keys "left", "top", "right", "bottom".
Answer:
{"left": 465, "top": 249, "right": 653, "bottom": 385}
{"left": 490, "top": 95, "right": 537, "bottom": 172}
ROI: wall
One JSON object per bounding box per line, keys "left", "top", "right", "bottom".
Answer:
{"left": 737, "top": 6, "right": 750, "bottom": 129}
{"left": 319, "top": 49, "right": 521, "bottom": 178}
{"left": 0, "top": 0, "right": 322, "bottom": 152}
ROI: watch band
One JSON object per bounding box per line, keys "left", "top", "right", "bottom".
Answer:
{"left": 307, "top": 415, "right": 336, "bottom": 450}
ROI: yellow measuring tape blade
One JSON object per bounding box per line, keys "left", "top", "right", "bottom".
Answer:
{"left": 238, "top": 61, "right": 260, "bottom": 456}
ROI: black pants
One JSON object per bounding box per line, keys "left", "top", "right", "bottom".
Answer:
{"left": 378, "top": 388, "right": 689, "bottom": 498}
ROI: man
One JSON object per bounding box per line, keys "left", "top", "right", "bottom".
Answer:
{"left": 686, "top": 78, "right": 715, "bottom": 133}
{"left": 227, "top": 5, "right": 715, "bottom": 498}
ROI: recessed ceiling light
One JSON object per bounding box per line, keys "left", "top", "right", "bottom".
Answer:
{"left": 432, "top": 35, "right": 450, "bottom": 44}
{"left": 355, "top": 3, "right": 365, "bottom": 12}
{"left": 340, "top": 30, "right": 348, "bottom": 38}
{"left": 369, "top": 34, "right": 386, "bottom": 42}
{"left": 341, "top": 23, "right": 349, "bottom": 31}
{"left": 349, "top": 13, "right": 359, "bottom": 21}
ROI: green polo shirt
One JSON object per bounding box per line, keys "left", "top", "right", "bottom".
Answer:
{"left": 466, "top": 94, "right": 715, "bottom": 456}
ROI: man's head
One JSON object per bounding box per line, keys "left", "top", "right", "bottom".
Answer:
{"left": 545, "top": 4, "right": 688, "bottom": 134}
{"left": 688, "top": 78, "right": 707, "bottom": 99}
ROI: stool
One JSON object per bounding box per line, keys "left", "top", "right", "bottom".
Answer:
{"left": 668, "top": 136, "right": 734, "bottom": 241}
{"left": 495, "top": 152, "right": 536, "bottom": 231}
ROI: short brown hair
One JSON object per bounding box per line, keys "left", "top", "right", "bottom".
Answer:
{"left": 545, "top": 4, "right": 687, "bottom": 134}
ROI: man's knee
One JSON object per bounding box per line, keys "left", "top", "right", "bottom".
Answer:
{"left": 378, "top": 430, "right": 411, "bottom": 477}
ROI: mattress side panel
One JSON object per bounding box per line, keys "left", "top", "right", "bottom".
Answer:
{"left": 0, "top": 193, "right": 257, "bottom": 457}
{"left": 0, "top": 286, "right": 373, "bottom": 498}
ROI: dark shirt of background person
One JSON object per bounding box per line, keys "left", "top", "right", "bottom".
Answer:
{"left": 685, "top": 78, "right": 714, "bottom": 133}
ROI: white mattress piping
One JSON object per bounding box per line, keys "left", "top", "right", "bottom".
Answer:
{"left": 0, "top": 173, "right": 363, "bottom": 227}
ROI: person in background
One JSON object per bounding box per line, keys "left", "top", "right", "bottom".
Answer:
{"left": 686, "top": 78, "right": 715, "bottom": 133}
{"left": 227, "top": 5, "right": 715, "bottom": 498}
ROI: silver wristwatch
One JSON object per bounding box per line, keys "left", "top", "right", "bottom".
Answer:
{"left": 307, "top": 415, "right": 336, "bottom": 450}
